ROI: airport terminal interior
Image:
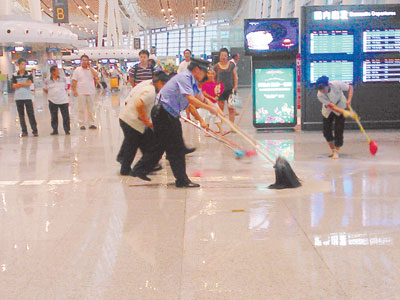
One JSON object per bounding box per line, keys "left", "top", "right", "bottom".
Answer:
{"left": 1, "top": 0, "right": 400, "bottom": 299}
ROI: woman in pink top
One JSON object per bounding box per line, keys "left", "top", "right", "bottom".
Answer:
{"left": 201, "top": 70, "right": 224, "bottom": 133}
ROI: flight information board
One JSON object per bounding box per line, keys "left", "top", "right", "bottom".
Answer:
{"left": 363, "top": 29, "right": 400, "bottom": 53}
{"left": 310, "top": 60, "right": 354, "bottom": 83}
{"left": 310, "top": 30, "right": 354, "bottom": 54}
{"left": 363, "top": 59, "right": 400, "bottom": 82}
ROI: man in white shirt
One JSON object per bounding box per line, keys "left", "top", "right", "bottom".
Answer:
{"left": 43, "top": 65, "right": 70, "bottom": 135}
{"left": 118, "top": 71, "right": 169, "bottom": 177}
{"left": 230, "top": 53, "right": 240, "bottom": 67}
{"left": 71, "top": 55, "right": 98, "bottom": 130}
{"left": 316, "top": 76, "right": 356, "bottom": 159}
{"left": 177, "top": 49, "right": 192, "bottom": 74}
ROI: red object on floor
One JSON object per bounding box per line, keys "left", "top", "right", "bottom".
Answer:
{"left": 369, "top": 141, "right": 378, "bottom": 155}
{"left": 191, "top": 171, "right": 204, "bottom": 177}
{"left": 246, "top": 150, "right": 257, "bottom": 157}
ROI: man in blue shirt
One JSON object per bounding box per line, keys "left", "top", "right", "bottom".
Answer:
{"left": 132, "top": 58, "right": 218, "bottom": 187}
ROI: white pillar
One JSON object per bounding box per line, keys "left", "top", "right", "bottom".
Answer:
{"left": 0, "top": 0, "right": 11, "bottom": 15}
{"left": 0, "top": 52, "right": 13, "bottom": 77}
{"left": 294, "top": 0, "right": 303, "bottom": 19}
{"left": 185, "top": 25, "right": 189, "bottom": 50}
{"left": 281, "top": 0, "right": 289, "bottom": 18}
{"left": 270, "top": 0, "right": 278, "bottom": 18}
{"left": 28, "top": 0, "right": 42, "bottom": 21}
{"left": 144, "top": 30, "right": 148, "bottom": 50}
{"left": 115, "top": 0, "right": 123, "bottom": 48}
{"left": 262, "top": 0, "right": 270, "bottom": 18}
{"left": 98, "top": 0, "right": 106, "bottom": 48}
{"left": 256, "top": 0, "right": 263, "bottom": 18}
{"left": 247, "top": 0, "right": 256, "bottom": 19}
{"left": 106, "top": 0, "right": 118, "bottom": 48}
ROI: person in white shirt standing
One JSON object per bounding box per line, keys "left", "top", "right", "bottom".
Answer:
{"left": 43, "top": 65, "right": 70, "bottom": 135}
{"left": 71, "top": 55, "right": 98, "bottom": 130}
{"left": 177, "top": 49, "right": 192, "bottom": 74}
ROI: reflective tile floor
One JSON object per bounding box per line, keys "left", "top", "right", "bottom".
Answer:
{"left": 1, "top": 87, "right": 400, "bottom": 300}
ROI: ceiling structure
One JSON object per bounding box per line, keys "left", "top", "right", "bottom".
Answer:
{"left": 12, "top": 0, "right": 243, "bottom": 39}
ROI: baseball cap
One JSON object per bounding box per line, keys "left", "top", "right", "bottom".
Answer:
{"left": 315, "top": 76, "right": 329, "bottom": 90}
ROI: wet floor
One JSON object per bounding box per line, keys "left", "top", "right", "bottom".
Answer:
{"left": 0, "top": 87, "right": 400, "bottom": 299}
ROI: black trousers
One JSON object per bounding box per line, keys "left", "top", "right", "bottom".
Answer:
{"left": 49, "top": 101, "right": 70, "bottom": 133}
{"left": 119, "top": 119, "right": 162, "bottom": 174}
{"left": 16, "top": 100, "right": 37, "bottom": 134}
{"left": 134, "top": 104, "right": 189, "bottom": 183}
{"left": 323, "top": 113, "right": 345, "bottom": 148}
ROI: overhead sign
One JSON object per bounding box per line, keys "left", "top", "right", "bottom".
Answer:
{"left": 52, "top": 0, "right": 69, "bottom": 24}
{"left": 313, "top": 9, "right": 397, "bottom": 21}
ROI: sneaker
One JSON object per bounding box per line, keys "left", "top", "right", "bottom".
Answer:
{"left": 89, "top": 125, "right": 97, "bottom": 130}
{"left": 50, "top": 131, "right": 58, "bottom": 135}
{"left": 80, "top": 126, "right": 86, "bottom": 130}
{"left": 20, "top": 132, "right": 28, "bottom": 137}
{"left": 33, "top": 132, "right": 38, "bottom": 137}
{"left": 65, "top": 131, "right": 70, "bottom": 135}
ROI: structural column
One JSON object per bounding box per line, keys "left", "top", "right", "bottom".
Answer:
{"left": 281, "top": 0, "right": 289, "bottom": 18}
{"left": 98, "top": 0, "right": 106, "bottom": 48}
{"left": 28, "top": 0, "right": 42, "bottom": 21}
{"left": 261, "top": 0, "right": 269, "bottom": 18}
{"left": 185, "top": 25, "right": 189, "bottom": 50}
{"left": 270, "top": 0, "right": 278, "bottom": 18}
{"left": 0, "top": 0, "right": 11, "bottom": 15}
{"left": 294, "top": 0, "right": 303, "bottom": 18}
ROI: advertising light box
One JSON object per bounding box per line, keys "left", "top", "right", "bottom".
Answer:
{"left": 253, "top": 68, "right": 296, "bottom": 127}
{"left": 244, "top": 18, "right": 299, "bottom": 57}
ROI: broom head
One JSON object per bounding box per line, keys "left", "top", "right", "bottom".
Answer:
{"left": 269, "top": 156, "right": 301, "bottom": 189}
{"left": 369, "top": 140, "right": 378, "bottom": 155}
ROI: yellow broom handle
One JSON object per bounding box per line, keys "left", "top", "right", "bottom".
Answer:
{"left": 348, "top": 105, "right": 371, "bottom": 143}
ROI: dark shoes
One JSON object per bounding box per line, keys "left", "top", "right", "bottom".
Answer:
{"left": 80, "top": 126, "right": 86, "bottom": 130}
{"left": 51, "top": 131, "right": 58, "bottom": 135}
{"left": 33, "top": 132, "right": 38, "bottom": 137}
{"left": 130, "top": 170, "right": 151, "bottom": 181}
{"left": 184, "top": 147, "right": 196, "bottom": 155}
{"left": 175, "top": 180, "right": 200, "bottom": 188}
{"left": 20, "top": 132, "right": 28, "bottom": 137}
{"left": 65, "top": 131, "right": 70, "bottom": 135}
{"left": 89, "top": 125, "right": 97, "bottom": 130}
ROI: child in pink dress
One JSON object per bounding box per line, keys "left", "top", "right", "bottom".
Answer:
{"left": 201, "top": 69, "right": 224, "bottom": 133}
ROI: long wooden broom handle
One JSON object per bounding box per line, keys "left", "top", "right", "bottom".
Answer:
{"left": 181, "top": 116, "right": 236, "bottom": 151}
{"left": 348, "top": 105, "right": 371, "bottom": 143}
{"left": 217, "top": 113, "right": 275, "bottom": 165}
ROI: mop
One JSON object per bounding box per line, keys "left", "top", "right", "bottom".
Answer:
{"left": 348, "top": 106, "right": 378, "bottom": 155}
{"left": 218, "top": 113, "right": 301, "bottom": 189}
{"left": 181, "top": 116, "right": 252, "bottom": 159}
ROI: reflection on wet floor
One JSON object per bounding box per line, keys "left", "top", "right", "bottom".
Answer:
{"left": 1, "top": 90, "right": 400, "bottom": 299}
